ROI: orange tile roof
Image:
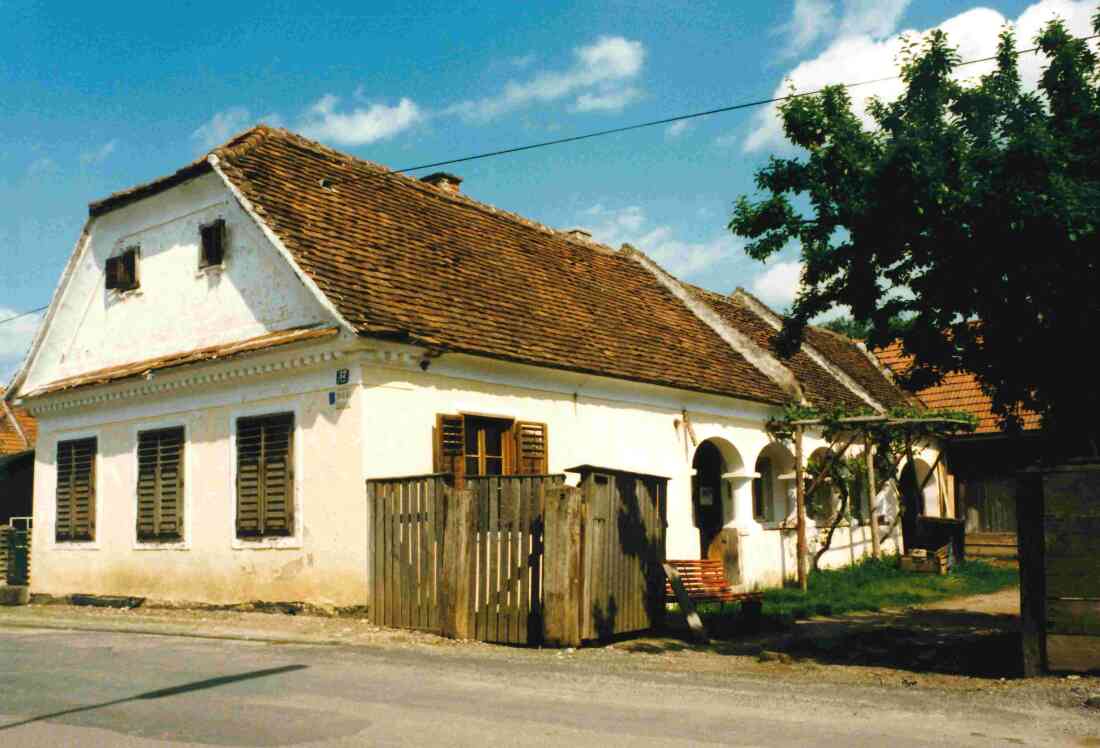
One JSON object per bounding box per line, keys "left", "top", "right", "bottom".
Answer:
{"left": 0, "top": 387, "right": 35, "bottom": 454}
{"left": 24, "top": 326, "right": 339, "bottom": 399}
{"left": 875, "top": 342, "right": 1041, "bottom": 434}
{"left": 82, "top": 126, "right": 911, "bottom": 410}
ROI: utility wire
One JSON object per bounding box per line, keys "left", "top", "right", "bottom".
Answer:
{"left": 0, "top": 306, "right": 47, "bottom": 326}
{"left": 2, "top": 32, "right": 1098, "bottom": 328}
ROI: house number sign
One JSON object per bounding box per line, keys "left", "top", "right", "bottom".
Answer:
{"left": 336, "top": 368, "right": 350, "bottom": 385}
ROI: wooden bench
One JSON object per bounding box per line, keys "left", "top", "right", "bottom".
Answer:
{"left": 663, "top": 559, "right": 763, "bottom": 642}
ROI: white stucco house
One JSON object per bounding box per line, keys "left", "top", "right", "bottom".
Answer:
{"left": 5, "top": 126, "right": 944, "bottom": 607}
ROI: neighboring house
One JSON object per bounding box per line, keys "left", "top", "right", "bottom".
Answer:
{"left": 0, "top": 386, "right": 36, "bottom": 524}
{"left": 876, "top": 343, "right": 1040, "bottom": 557}
{"left": 4, "top": 126, "right": 926, "bottom": 606}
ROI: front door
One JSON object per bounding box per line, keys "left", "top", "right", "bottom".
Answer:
{"left": 692, "top": 442, "right": 725, "bottom": 557}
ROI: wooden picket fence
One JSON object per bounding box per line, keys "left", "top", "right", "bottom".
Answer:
{"left": 366, "top": 468, "right": 667, "bottom": 646}
{"left": 366, "top": 474, "right": 449, "bottom": 632}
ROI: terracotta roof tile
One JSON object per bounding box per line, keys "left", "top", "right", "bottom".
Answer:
{"left": 875, "top": 342, "right": 1041, "bottom": 434}
{"left": 0, "top": 387, "right": 35, "bottom": 454}
{"left": 687, "top": 287, "right": 869, "bottom": 409}
{"left": 80, "top": 126, "right": 908, "bottom": 411}
{"left": 208, "top": 127, "right": 789, "bottom": 404}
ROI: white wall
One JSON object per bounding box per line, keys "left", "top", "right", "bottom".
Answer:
{"left": 21, "top": 173, "right": 332, "bottom": 394}
{"left": 28, "top": 342, "right": 367, "bottom": 606}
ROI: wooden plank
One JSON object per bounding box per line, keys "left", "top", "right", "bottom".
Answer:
{"left": 1047, "top": 598, "right": 1100, "bottom": 636}
{"left": 1047, "top": 634, "right": 1100, "bottom": 673}
{"left": 502, "top": 477, "right": 517, "bottom": 643}
{"left": 488, "top": 476, "right": 501, "bottom": 643}
{"left": 519, "top": 477, "right": 533, "bottom": 645}
{"left": 542, "top": 486, "right": 583, "bottom": 647}
{"left": 477, "top": 478, "right": 490, "bottom": 641}
{"left": 440, "top": 487, "right": 476, "bottom": 639}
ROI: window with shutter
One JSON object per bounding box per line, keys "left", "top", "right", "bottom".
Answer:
{"left": 513, "top": 421, "right": 548, "bottom": 474}
{"left": 56, "top": 437, "right": 97, "bottom": 542}
{"left": 105, "top": 247, "right": 139, "bottom": 292}
{"left": 236, "top": 413, "right": 294, "bottom": 539}
{"left": 199, "top": 219, "right": 226, "bottom": 268}
{"left": 136, "top": 427, "right": 185, "bottom": 542}
{"left": 433, "top": 415, "right": 549, "bottom": 483}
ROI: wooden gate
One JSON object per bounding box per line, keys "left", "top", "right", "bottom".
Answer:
{"left": 467, "top": 475, "right": 563, "bottom": 644}
{"left": 367, "top": 468, "right": 666, "bottom": 646}
{"left": 0, "top": 519, "right": 31, "bottom": 586}
{"left": 367, "top": 474, "right": 449, "bottom": 632}
{"left": 575, "top": 469, "right": 667, "bottom": 640}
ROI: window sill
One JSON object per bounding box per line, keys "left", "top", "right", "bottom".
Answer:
{"left": 133, "top": 540, "right": 190, "bottom": 551}
{"left": 196, "top": 263, "right": 225, "bottom": 278}
{"left": 51, "top": 541, "right": 100, "bottom": 551}
{"left": 231, "top": 535, "right": 302, "bottom": 551}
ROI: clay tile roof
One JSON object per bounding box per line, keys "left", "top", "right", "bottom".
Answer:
{"left": 875, "top": 342, "right": 1041, "bottom": 434}
{"left": 800, "top": 326, "right": 913, "bottom": 409}
{"left": 202, "top": 126, "right": 788, "bottom": 404}
{"left": 0, "top": 386, "right": 36, "bottom": 454}
{"left": 687, "top": 286, "right": 869, "bottom": 410}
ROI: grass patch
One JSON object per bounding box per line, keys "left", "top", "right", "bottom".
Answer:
{"left": 686, "top": 556, "right": 1018, "bottom": 634}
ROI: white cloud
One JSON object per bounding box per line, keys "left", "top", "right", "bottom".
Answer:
{"left": 838, "top": 0, "right": 911, "bottom": 39}
{"left": 665, "top": 120, "right": 692, "bottom": 138}
{"left": 751, "top": 261, "right": 805, "bottom": 309}
{"left": 746, "top": 0, "right": 1098, "bottom": 153}
{"left": 574, "top": 86, "right": 642, "bottom": 112}
{"left": 191, "top": 107, "right": 253, "bottom": 150}
{"left": 780, "top": 0, "right": 835, "bottom": 57}
{"left": 0, "top": 307, "right": 44, "bottom": 386}
{"left": 25, "top": 158, "right": 56, "bottom": 177}
{"left": 79, "top": 139, "right": 117, "bottom": 166}
{"left": 298, "top": 95, "right": 422, "bottom": 146}
{"left": 580, "top": 204, "right": 738, "bottom": 278}
{"left": 448, "top": 36, "right": 646, "bottom": 121}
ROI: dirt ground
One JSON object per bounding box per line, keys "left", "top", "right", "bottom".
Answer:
{"left": 2, "top": 585, "right": 1097, "bottom": 715}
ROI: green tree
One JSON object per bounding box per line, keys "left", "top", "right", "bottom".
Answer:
{"left": 731, "top": 14, "right": 1100, "bottom": 453}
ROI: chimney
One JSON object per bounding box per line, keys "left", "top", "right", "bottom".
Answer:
{"left": 420, "top": 172, "right": 463, "bottom": 193}
{"left": 566, "top": 229, "right": 592, "bottom": 242}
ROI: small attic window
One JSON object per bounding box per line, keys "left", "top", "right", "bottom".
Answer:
{"left": 199, "top": 219, "right": 226, "bottom": 268}
{"left": 106, "top": 247, "right": 139, "bottom": 292}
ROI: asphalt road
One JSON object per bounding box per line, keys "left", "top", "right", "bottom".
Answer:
{"left": 0, "top": 627, "right": 1090, "bottom": 747}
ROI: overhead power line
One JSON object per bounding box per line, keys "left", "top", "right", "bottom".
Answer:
{"left": 0, "top": 306, "right": 47, "bottom": 326}
{"left": 3, "top": 32, "right": 1098, "bottom": 329}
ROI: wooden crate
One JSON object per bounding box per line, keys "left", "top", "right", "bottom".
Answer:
{"left": 899, "top": 545, "right": 952, "bottom": 575}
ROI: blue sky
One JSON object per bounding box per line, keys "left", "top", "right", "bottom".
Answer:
{"left": 2, "top": 0, "right": 1095, "bottom": 381}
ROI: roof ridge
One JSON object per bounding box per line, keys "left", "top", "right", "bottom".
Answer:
{"left": 728, "top": 289, "right": 886, "bottom": 412}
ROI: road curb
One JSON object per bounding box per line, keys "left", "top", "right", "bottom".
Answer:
{"left": 0, "top": 618, "right": 346, "bottom": 647}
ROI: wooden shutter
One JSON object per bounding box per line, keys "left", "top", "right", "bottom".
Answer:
{"left": 105, "top": 248, "right": 139, "bottom": 291}
{"left": 513, "top": 421, "right": 548, "bottom": 474}
{"left": 56, "top": 437, "right": 96, "bottom": 542}
{"left": 200, "top": 220, "right": 225, "bottom": 267}
{"left": 433, "top": 414, "right": 465, "bottom": 483}
{"left": 236, "top": 414, "right": 294, "bottom": 538}
{"left": 137, "top": 427, "right": 184, "bottom": 541}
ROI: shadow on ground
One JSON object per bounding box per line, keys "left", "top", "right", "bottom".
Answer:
{"left": 623, "top": 606, "right": 1023, "bottom": 679}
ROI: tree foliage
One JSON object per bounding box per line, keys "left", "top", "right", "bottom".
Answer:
{"left": 731, "top": 13, "right": 1100, "bottom": 452}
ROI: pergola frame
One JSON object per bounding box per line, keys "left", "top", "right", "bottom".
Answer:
{"left": 785, "top": 415, "right": 973, "bottom": 592}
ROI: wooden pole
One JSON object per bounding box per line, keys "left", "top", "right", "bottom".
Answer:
{"left": 795, "top": 425, "right": 808, "bottom": 592}
{"left": 866, "top": 436, "right": 881, "bottom": 559}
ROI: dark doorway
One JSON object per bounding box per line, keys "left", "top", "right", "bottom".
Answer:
{"left": 692, "top": 441, "right": 725, "bottom": 558}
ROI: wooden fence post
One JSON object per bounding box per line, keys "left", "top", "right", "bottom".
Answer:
{"left": 866, "top": 437, "right": 881, "bottom": 559}
{"left": 440, "top": 488, "right": 476, "bottom": 640}
{"left": 1016, "top": 469, "right": 1046, "bottom": 676}
{"left": 795, "top": 425, "right": 808, "bottom": 593}
{"left": 543, "top": 485, "right": 583, "bottom": 647}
